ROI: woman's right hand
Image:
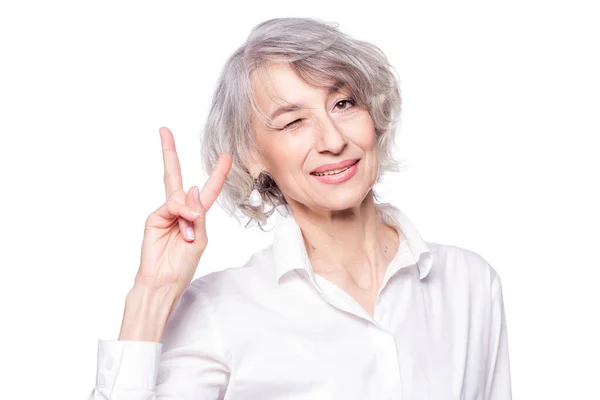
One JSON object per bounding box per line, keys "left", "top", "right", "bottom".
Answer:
{"left": 135, "top": 126, "right": 232, "bottom": 296}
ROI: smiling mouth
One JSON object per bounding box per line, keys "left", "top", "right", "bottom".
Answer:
{"left": 310, "top": 160, "right": 359, "bottom": 176}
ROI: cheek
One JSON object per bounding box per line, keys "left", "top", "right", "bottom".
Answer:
{"left": 352, "top": 114, "right": 379, "bottom": 173}
{"left": 346, "top": 113, "right": 377, "bottom": 149}
{"left": 264, "top": 138, "right": 306, "bottom": 177}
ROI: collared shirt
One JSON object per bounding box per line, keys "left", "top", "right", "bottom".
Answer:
{"left": 88, "top": 202, "right": 512, "bottom": 400}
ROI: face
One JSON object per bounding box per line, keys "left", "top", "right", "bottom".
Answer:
{"left": 249, "top": 62, "right": 379, "bottom": 215}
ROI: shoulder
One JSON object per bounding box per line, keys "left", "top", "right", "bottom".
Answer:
{"left": 163, "top": 245, "right": 275, "bottom": 342}
{"left": 188, "top": 243, "right": 277, "bottom": 305}
{"left": 421, "top": 242, "right": 507, "bottom": 328}
{"left": 425, "top": 241, "right": 501, "bottom": 292}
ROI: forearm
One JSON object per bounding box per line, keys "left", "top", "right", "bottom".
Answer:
{"left": 118, "top": 282, "right": 181, "bottom": 342}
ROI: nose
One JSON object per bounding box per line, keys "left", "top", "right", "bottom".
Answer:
{"left": 313, "top": 113, "right": 347, "bottom": 154}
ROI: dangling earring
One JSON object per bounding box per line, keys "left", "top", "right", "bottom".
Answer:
{"left": 248, "top": 177, "right": 263, "bottom": 207}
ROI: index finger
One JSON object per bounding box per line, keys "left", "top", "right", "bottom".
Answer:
{"left": 159, "top": 127, "right": 183, "bottom": 199}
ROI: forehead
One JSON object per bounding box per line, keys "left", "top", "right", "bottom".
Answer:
{"left": 250, "top": 62, "right": 341, "bottom": 110}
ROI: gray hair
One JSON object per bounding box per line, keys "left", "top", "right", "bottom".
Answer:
{"left": 200, "top": 17, "right": 404, "bottom": 229}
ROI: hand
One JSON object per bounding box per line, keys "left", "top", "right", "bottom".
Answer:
{"left": 135, "top": 127, "right": 232, "bottom": 295}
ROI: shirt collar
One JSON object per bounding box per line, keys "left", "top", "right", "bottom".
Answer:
{"left": 272, "top": 202, "right": 433, "bottom": 284}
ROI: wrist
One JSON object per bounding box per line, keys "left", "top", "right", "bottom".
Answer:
{"left": 118, "top": 282, "right": 180, "bottom": 343}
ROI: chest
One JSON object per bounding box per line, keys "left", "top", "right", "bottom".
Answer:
{"left": 313, "top": 269, "right": 387, "bottom": 319}
{"left": 320, "top": 278, "right": 379, "bottom": 318}
{"left": 221, "top": 277, "right": 488, "bottom": 400}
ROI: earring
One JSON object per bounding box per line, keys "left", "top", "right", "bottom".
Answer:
{"left": 248, "top": 178, "right": 263, "bottom": 207}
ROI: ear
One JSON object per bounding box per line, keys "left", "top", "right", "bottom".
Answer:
{"left": 246, "top": 147, "right": 267, "bottom": 179}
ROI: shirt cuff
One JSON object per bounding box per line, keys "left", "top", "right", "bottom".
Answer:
{"left": 96, "top": 339, "right": 163, "bottom": 391}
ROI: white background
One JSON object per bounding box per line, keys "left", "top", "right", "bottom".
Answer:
{"left": 1, "top": 0, "right": 598, "bottom": 398}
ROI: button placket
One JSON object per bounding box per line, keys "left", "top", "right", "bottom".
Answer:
{"left": 368, "top": 323, "right": 402, "bottom": 399}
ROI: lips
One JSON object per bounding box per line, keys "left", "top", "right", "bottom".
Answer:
{"left": 311, "top": 159, "right": 360, "bottom": 175}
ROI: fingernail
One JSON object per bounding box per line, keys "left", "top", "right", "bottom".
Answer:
{"left": 187, "top": 227, "right": 195, "bottom": 240}
{"left": 194, "top": 187, "right": 200, "bottom": 203}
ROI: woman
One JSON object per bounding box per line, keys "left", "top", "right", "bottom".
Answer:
{"left": 88, "top": 17, "right": 511, "bottom": 399}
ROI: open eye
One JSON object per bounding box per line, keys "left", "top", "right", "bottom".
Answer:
{"left": 334, "top": 98, "right": 356, "bottom": 112}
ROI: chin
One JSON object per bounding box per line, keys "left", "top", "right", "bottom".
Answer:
{"left": 318, "top": 187, "right": 370, "bottom": 210}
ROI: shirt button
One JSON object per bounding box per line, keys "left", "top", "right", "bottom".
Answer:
{"left": 104, "top": 355, "right": 114, "bottom": 370}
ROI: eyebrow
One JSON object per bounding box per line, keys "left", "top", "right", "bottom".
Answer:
{"left": 268, "top": 84, "right": 346, "bottom": 121}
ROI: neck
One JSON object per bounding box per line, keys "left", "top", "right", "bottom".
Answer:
{"left": 287, "top": 192, "right": 400, "bottom": 290}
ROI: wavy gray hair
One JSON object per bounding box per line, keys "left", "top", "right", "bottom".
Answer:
{"left": 200, "top": 17, "right": 404, "bottom": 229}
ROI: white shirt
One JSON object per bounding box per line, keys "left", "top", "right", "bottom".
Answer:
{"left": 88, "top": 202, "right": 512, "bottom": 399}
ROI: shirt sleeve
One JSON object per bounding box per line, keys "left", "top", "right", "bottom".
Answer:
{"left": 484, "top": 272, "right": 513, "bottom": 400}
{"left": 88, "top": 280, "right": 231, "bottom": 400}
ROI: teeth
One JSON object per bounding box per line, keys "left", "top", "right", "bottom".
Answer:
{"left": 313, "top": 164, "right": 352, "bottom": 176}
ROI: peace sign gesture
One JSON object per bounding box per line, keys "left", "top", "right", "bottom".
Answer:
{"left": 135, "top": 127, "right": 232, "bottom": 295}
